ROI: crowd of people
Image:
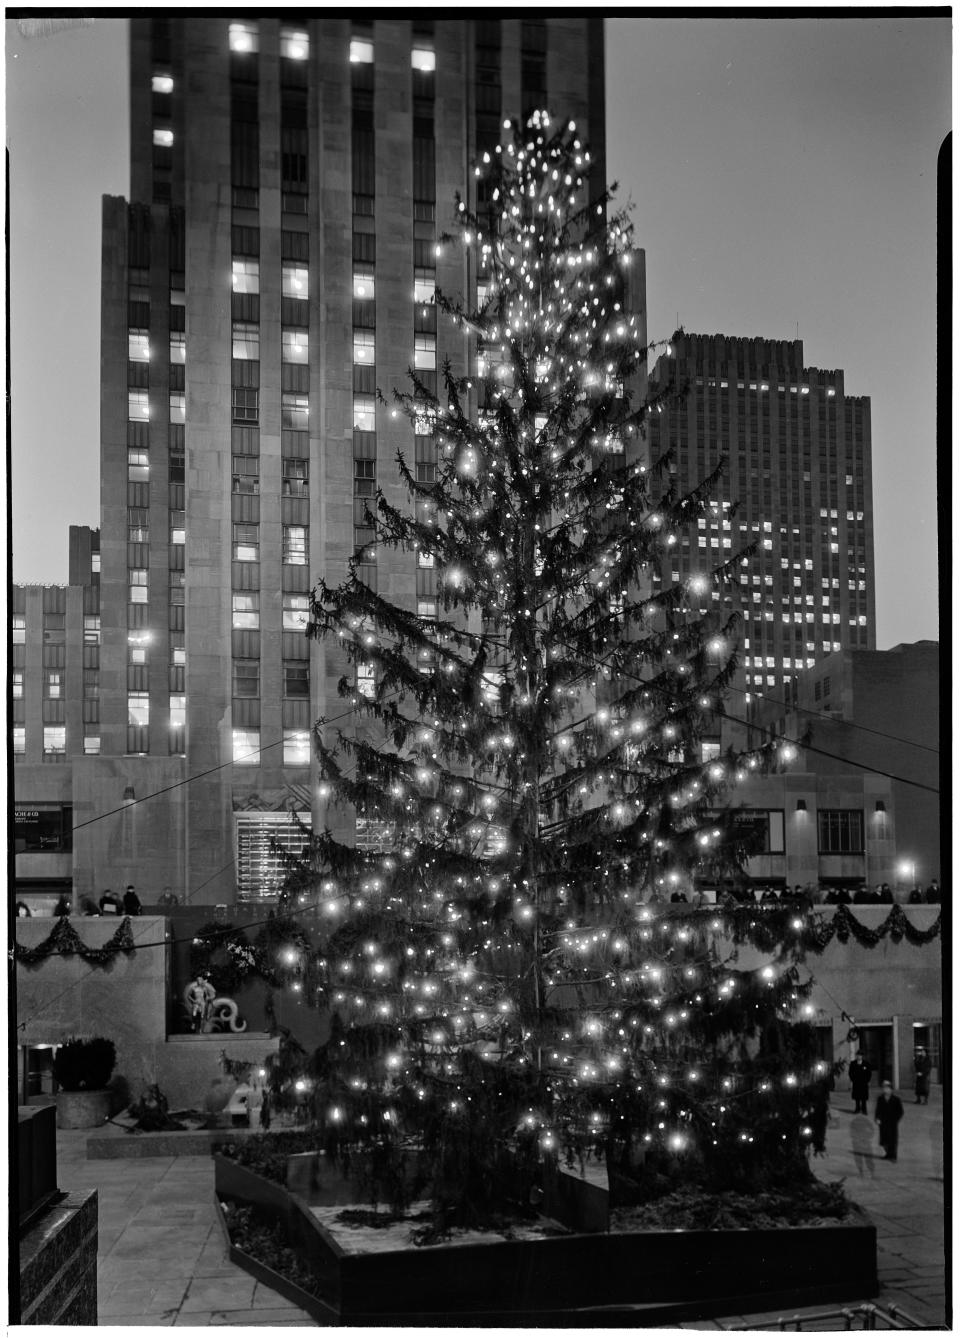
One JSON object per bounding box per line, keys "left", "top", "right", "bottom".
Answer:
{"left": 664, "top": 880, "right": 942, "bottom": 907}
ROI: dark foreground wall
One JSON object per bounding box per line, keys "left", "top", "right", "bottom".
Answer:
{"left": 18, "top": 1189, "right": 98, "bottom": 1324}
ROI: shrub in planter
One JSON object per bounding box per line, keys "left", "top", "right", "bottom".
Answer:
{"left": 52, "top": 1037, "right": 116, "bottom": 1091}
{"left": 53, "top": 1036, "right": 118, "bottom": 1129}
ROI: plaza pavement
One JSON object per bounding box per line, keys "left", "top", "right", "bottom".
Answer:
{"left": 54, "top": 1086, "right": 945, "bottom": 1328}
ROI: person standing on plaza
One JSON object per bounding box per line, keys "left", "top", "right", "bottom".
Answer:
{"left": 875, "top": 1080, "right": 904, "bottom": 1161}
{"left": 123, "top": 884, "right": 142, "bottom": 915}
{"left": 914, "top": 1047, "right": 932, "bottom": 1104}
{"left": 849, "top": 1051, "right": 873, "bottom": 1114}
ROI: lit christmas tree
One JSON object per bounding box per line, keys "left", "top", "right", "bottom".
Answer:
{"left": 274, "top": 113, "right": 833, "bottom": 1232}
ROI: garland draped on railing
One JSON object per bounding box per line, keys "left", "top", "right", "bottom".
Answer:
{"left": 15, "top": 916, "right": 136, "bottom": 966}
{"left": 807, "top": 903, "right": 942, "bottom": 952}
{"left": 723, "top": 902, "right": 942, "bottom": 957}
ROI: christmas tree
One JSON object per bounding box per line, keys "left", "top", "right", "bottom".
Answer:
{"left": 274, "top": 113, "right": 833, "bottom": 1233}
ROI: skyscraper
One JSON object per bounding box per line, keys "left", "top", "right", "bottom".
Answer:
{"left": 648, "top": 333, "right": 875, "bottom": 713}
{"left": 16, "top": 17, "right": 617, "bottom": 906}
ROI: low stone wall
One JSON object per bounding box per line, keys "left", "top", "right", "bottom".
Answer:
{"left": 18, "top": 1189, "right": 98, "bottom": 1324}
{"left": 155, "top": 1033, "right": 280, "bottom": 1110}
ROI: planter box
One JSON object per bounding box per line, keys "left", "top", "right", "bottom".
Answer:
{"left": 213, "top": 1193, "right": 336, "bottom": 1325}
{"left": 55, "top": 1089, "right": 111, "bottom": 1130}
{"left": 214, "top": 1154, "right": 878, "bottom": 1324}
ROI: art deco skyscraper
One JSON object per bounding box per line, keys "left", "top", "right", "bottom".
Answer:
{"left": 92, "top": 17, "right": 619, "bottom": 902}
{"left": 648, "top": 333, "right": 875, "bottom": 715}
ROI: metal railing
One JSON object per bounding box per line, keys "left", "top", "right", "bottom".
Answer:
{"left": 728, "top": 1302, "right": 928, "bottom": 1330}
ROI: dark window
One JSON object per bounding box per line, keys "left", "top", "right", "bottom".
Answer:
{"left": 284, "top": 662, "right": 310, "bottom": 697}
{"left": 233, "top": 659, "right": 260, "bottom": 698}
{"left": 232, "top": 387, "right": 259, "bottom": 425}
{"left": 817, "top": 809, "right": 864, "bottom": 854}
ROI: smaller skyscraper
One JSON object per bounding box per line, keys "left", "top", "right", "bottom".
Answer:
{"left": 649, "top": 333, "right": 875, "bottom": 712}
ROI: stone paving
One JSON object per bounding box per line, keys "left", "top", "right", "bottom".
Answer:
{"left": 682, "top": 1086, "right": 947, "bottom": 1330}
{"left": 56, "top": 1086, "right": 945, "bottom": 1328}
{"left": 56, "top": 1131, "right": 314, "bottom": 1325}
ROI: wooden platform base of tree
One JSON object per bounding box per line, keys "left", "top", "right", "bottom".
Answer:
{"left": 214, "top": 1155, "right": 878, "bottom": 1324}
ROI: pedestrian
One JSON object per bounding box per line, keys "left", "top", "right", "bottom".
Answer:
{"left": 53, "top": 894, "right": 71, "bottom": 916}
{"left": 853, "top": 884, "right": 873, "bottom": 904}
{"left": 99, "top": 888, "right": 122, "bottom": 915}
{"left": 123, "top": 884, "right": 142, "bottom": 916}
{"left": 79, "top": 895, "right": 100, "bottom": 916}
{"left": 879, "top": 882, "right": 894, "bottom": 904}
{"left": 849, "top": 1051, "right": 873, "bottom": 1114}
{"left": 804, "top": 1077, "right": 831, "bottom": 1156}
{"left": 908, "top": 887, "right": 923, "bottom": 904}
{"left": 875, "top": 1080, "right": 904, "bottom": 1161}
{"left": 669, "top": 889, "right": 688, "bottom": 904}
{"left": 914, "top": 1047, "right": 932, "bottom": 1104}
{"left": 925, "top": 879, "right": 940, "bottom": 904}
{"left": 158, "top": 885, "right": 180, "bottom": 907}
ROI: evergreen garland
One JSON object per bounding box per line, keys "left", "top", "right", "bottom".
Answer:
{"left": 15, "top": 916, "right": 136, "bottom": 966}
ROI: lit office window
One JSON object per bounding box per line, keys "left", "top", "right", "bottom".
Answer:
{"left": 169, "top": 332, "right": 185, "bottom": 363}
{"left": 128, "top": 693, "right": 150, "bottom": 727}
{"left": 232, "top": 259, "right": 260, "bottom": 294}
{"left": 282, "top": 329, "right": 308, "bottom": 362}
{"left": 353, "top": 396, "right": 376, "bottom": 432}
{"left": 283, "top": 732, "right": 311, "bottom": 766}
{"left": 153, "top": 127, "right": 174, "bottom": 148}
{"left": 233, "top": 728, "right": 261, "bottom": 766}
{"left": 128, "top": 391, "right": 150, "bottom": 422}
{"left": 233, "top": 524, "right": 260, "bottom": 562}
{"left": 414, "top": 272, "right": 435, "bottom": 305}
{"left": 169, "top": 695, "right": 186, "bottom": 729}
{"left": 282, "top": 593, "right": 310, "bottom": 631}
{"left": 282, "top": 265, "right": 309, "bottom": 298}
{"left": 169, "top": 393, "right": 185, "bottom": 424}
{"left": 411, "top": 47, "right": 435, "bottom": 72}
{"left": 353, "top": 268, "right": 375, "bottom": 300}
{"left": 13, "top": 615, "right": 25, "bottom": 644}
{"left": 357, "top": 663, "right": 376, "bottom": 699}
{"left": 350, "top": 38, "right": 373, "bottom": 63}
{"left": 12, "top": 669, "right": 23, "bottom": 699}
{"left": 128, "top": 449, "right": 150, "bottom": 481}
{"left": 281, "top": 27, "right": 309, "bottom": 60}
{"left": 152, "top": 74, "right": 174, "bottom": 94}
{"left": 43, "top": 726, "right": 66, "bottom": 755}
{"left": 414, "top": 335, "right": 436, "bottom": 370}
{"left": 129, "top": 330, "right": 150, "bottom": 361}
{"left": 283, "top": 526, "right": 308, "bottom": 565}
{"left": 232, "top": 593, "right": 259, "bottom": 629}
{"left": 232, "top": 323, "right": 259, "bottom": 360}
{"left": 229, "top": 22, "right": 258, "bottom": 53}
{"left": 84, "top": 736, "right": 101, "bottom": 755}
{"left": 353, "top": 330, "right": 375, "bottom": 364}
{"left": 281, "top": 394, "right": 309, "bottom": 430}
{"left": 13, "top": 727, "right": 25, "bottom": 755}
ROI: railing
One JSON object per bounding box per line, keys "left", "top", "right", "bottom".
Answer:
{"left": 730, "top": 1303, "right": 927, "bottom": 1330}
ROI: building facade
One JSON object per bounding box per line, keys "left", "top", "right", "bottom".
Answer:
{"left": 648, "top": 333, "right": 875, "bottom": 712}
{"left": 14, "top": 17, "right": 618, "bottom": 907}
{"left": 750, "top": 641, "right": 941, "bottom": 891}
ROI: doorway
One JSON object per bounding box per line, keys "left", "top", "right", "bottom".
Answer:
{"left": 912, "top": 1022, "right": 943, "bottom": 1085}
{"left": 854, "top": 1025, "right": 894, "bottom": 1087}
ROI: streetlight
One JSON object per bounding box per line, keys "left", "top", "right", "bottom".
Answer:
{"left": 897, "top": 858, "right": 916, "bottom": 891}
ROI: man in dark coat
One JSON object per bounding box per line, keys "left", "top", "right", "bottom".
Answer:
{"left": 875, "top": 1081, "right": 904, "bottom": 1160}
{"left": 914, "top": 1048, "right": 932, "bottom": 1104}
{"left": 849, "top": 1052, "right": 873, "bottom": 1114}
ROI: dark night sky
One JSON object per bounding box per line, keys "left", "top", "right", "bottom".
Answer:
{"left": 6, "top": 15, "right": 950, "bottom": 649}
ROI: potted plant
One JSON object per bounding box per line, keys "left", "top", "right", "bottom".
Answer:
{"left": 52, "top": 1037, "right": 117, "bottom": 1129}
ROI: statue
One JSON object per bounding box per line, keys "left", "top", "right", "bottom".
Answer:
{"left": 183, "top": 976, "right": 248, "bottom": 1034}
